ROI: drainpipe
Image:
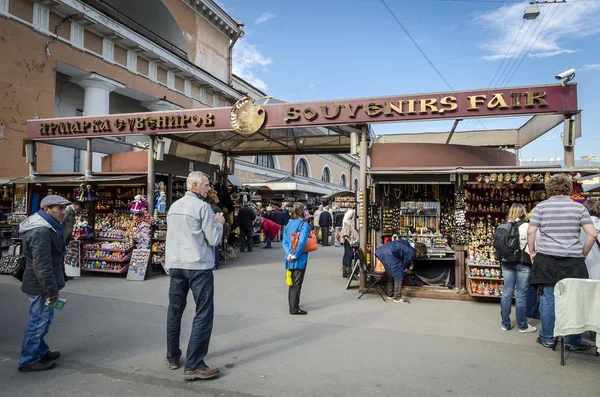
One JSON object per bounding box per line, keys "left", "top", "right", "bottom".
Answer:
{"left": 228, "top": 23, "right": 244, "bottom": 86}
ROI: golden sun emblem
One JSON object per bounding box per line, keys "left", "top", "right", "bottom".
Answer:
{"left": 230, "top": 97, "right": 266, "bottom": 135}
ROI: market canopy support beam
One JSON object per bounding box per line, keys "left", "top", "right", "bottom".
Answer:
{"left": 445, "top": 119, "right": 462, "bottom": 144}
{"left": 359, "top": 125, "right": 368, "bottom": 291}
{"left": 85, "top": 139, "right": 93, "bottom": 179}
{"left": 147, "top": 137, "right": 156, "bottom": 214}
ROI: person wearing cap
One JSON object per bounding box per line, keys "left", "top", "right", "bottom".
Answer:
{"left": 17, "top": 195, "right": 70, "bottom": 372}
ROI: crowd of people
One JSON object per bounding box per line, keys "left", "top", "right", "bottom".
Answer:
{"left": 13, "top": 171, "right": 599, "bottom": 379}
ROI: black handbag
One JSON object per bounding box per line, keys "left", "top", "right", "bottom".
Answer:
{"left": 0, "top": 256, "right": 26, "bottom": 281}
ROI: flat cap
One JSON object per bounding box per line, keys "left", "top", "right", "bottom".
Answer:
{"left": 40, "top": 195, "right": 72, "bottom": 208}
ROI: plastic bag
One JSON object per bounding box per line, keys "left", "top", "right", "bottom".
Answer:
{"left": 286, "top": 270, "right": 293, "bottom": 286}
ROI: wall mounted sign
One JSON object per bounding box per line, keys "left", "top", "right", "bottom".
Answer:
{"left": 27, "top": 84, "right": 578, "bottom": 140}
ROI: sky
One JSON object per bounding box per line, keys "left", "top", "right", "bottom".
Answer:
{"left": 222, "top": 0, "right": 600, "bottom": 162}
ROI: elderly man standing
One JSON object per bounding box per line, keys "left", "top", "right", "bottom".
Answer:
{"left": 527, "top": 173, "right": 597, "bottom": 351}
{"left": 18, "top": 195, "right": 70, "bottom": 372}
{"left": 165, "top": 171, "right": 225, "bottom": 381}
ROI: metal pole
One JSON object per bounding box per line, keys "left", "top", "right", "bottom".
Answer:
{"left": 515, "top": 147, "right": 520, "bottom": 166}
{"left": 359, "top": 125, "right": 368, "bottom": 290}
{"left": 85, "top": 138, "right": 92, "bottom": 179}
{"left": 28, "top": 142, "right": 37, "bottom": 177}
{"left": 147, "top": 137, "right": 156, "bottom": 214}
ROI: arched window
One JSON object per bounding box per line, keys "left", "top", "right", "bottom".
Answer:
{"left": 254, "top": 155, "right": 275, "bottom": 169}
{"left": 296, "top": 158, "right": 309, "bottom": 177}
{"left": 340, "top": 174, "right": 347, "bottom": 187}
{"left": 354, "top": 178, "right": 359, "bottom": 191}
{"left": 322, "top": 167, "right": 331, "bottom": 183}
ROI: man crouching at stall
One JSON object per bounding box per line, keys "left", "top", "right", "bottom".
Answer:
{"left": 375, "top": 238, "right": 427, "bottom": 303}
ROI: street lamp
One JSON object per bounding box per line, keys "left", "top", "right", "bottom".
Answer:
{"left": 523, "top": 3, "right": 541, "bottom": 19}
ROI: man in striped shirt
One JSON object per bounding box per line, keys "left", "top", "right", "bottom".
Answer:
{"left": 527, "top": 173, "right": 597, "bottom": 351}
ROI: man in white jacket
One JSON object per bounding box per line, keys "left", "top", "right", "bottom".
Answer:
{"left": 165, "top": 171, "right": 224, "bottom": 381}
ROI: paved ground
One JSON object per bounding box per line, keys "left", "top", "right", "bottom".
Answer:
{"left": 0, "top": 243, "right": 598, "bottom": 397}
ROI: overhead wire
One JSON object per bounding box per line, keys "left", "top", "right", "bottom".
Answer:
{"left": 462, "top": 18, "right": 527, "bottom": 132}
{"left": 378, "top": 0, "right": 488, "bottom": 130}
{"left": 496, "top": 4, "right": 553, "bottom": 87}
{"left": 277, "top": 51, "right": 483, "bottom": 96}
{"left": 504, "top": 3, "right": 561, "bottom": 86}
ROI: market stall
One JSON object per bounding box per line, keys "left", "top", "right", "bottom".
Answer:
{"left": 369, "top": 141, "right": 593, "bottom": 300}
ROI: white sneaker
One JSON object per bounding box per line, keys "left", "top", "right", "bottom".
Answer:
{"left": 519, "top": 324, "right": 537, "bottom": 333}
{"left": 501, "top": 323, "right": 513, "bottom": 331}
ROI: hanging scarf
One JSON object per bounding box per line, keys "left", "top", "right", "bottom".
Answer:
{"left": 37, "top": 209, "right": 66, "bottom": 254}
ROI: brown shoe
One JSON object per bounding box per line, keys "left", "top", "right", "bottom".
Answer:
{"left": 183, "top": 366, "right": 219, "bottom": 381}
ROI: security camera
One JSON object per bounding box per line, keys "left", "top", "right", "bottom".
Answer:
{"left": 555, "top": 68, "right": 576, "bottom": 85}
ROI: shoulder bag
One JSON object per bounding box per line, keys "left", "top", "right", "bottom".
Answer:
{"left": 0, "top": 255, "right": 26, "bottom": 281}
{"left": 292, "top": 221, "right": 318, "bottom": 253}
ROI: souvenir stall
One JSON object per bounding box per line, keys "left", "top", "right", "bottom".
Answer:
{"left": 6, "top": 173, "right": 171, "bottom": 279}
{"left": 367, "top": 142, "right": 526, "bottom": 300}
{"left": 367, "top": 177, "right": 458, "bottom": 299}
{"left": 0, "top": 184, "right": 13, "bottom": 250}
{"left": 461, "top": 170, "right": 585, "bottom": 298}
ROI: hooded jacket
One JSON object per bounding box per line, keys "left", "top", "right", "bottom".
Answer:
{"left": 19, "top": 213, "right": 66, "bottom": 297}
{"left": 375, "top": 239, "right": 415, "bottom": 281}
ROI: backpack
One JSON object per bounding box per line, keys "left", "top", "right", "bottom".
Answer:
{"left": 493, "top": 220, "right": 524, "bottom": 264}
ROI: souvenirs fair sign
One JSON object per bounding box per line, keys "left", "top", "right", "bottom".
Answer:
{"left": 27, "top": 84, "right": 578, "bottom": 139}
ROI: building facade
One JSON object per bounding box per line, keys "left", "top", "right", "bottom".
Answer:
{"left": 0, "top": 0, "right": 244, "bottom": 180}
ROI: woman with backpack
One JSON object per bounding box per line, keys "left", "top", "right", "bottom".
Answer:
{"left": 497, "top": 204, "right": 537, "bottom": 333}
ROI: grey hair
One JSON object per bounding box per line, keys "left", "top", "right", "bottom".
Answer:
{"left": 186, "top": 171, "right": 209, "bottom": 191}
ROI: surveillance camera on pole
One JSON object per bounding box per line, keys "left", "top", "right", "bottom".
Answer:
{"left": 555, "top": 69, "right": 576, "bottom": 86}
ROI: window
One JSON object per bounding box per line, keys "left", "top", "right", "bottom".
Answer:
{"left": 340, "top": 174, "right": 347, "bottom": 187}
{"left": 322, "top": 167, "right": 331, "bottom": 183}
{"left": 354, "top": 178, "right": 359, "bottom": 191}
{"left": 254, "top": 155, "right": 275, "bottom": 169}
{"left": 296, "top": 159, "right": 309, "bottom": 177}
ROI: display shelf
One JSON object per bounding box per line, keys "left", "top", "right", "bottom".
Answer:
{"left": 82, "top": 255, "right": 131, "bottom": 263}
{"left": 82, "top": 265, "right": 129, "bottom": 274}
{"left": 469, "top": 293, "right": 502, "bottom": 299}
{"left": 465, "top": 200, "right": 533, "bottom": 204}
{"left": 152, "top": 238, "right": 166, "bottom": 241}
{"left": 82, "top": 246, "right": 133, "bottom": 253}
{"left": 466, "top": 212, "right": 507, "bottom": 216}
{"left": 466, "top": 263, "right": 500, "bottom": 268}
{"left": 469, "top": 276, "right": 503, "bottom": 281}
{"left": 95, "top": 237, "right": 128, "bottom": 242}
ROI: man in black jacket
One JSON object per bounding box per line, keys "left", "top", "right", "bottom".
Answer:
{"left": 319, "top": 206, "right": 333, "bottom": 246}
{"left": 18, "top": 195, "right": 70, "bottom": 372}
{"left": 237, "top": 203, "right": 256, "bottom": 252}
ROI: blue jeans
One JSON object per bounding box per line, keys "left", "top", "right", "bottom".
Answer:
{"left": 501, "top": 264, "right": 530, "bottom": 330}
{"left": 265, "top": 235, "right": 272, "bottom": 247}
{"left": 526, "top": 285, "right": 540, "bottom": 318}
{"left": 167, "top": 269, "right": 214, "bottom": 371}
{"left": 20, "top": 295, "right": 54, "bottom": 366}
{"left": 539, "top": 284, "right": 582, "bottom": 345}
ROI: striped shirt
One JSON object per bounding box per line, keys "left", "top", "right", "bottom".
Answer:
{"left": 530, "top": 196, "right": 592, "bottom": 258}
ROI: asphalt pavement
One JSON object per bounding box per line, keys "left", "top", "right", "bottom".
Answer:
{"left": 0, "top": 243, "right": 598, "bottom": 397}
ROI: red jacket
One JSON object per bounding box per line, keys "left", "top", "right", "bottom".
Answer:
{"left": 262, "top": 218, "right": 281, "bottom": 239}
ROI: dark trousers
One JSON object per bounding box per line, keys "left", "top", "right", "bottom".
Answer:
{"left": 321, "top": 226, "right": 330, "bottom": 246}
{"left": 342, "top": 241, "right": 353, "bottom": 268}
{"left": 385, "top": 270, "right": 403, "bottom": 297}
{"left": 288, "top": 268, "right": 306, "bottom": 312}
{"left": 265, "top": 235, "right": 272, "bottom": 247}
{"left": 167, "top": 268, "right": 214, "bottom": 371}
{"left": 239, "top": 226, "right": 253, "bottom": 251}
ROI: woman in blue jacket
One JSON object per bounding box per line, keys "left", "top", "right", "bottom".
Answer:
{"left": 282, "top": 202, "right": 310, "bottom": 315}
